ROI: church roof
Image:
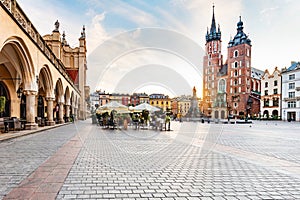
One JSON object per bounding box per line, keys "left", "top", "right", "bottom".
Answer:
{"left": 228, "top": 16, "right": 251, "bottom": 47}
{"left": 218, "top": 64, "right": 228, "bottom": 77}
{"left": 251, "top": 67, "right": 264, "bottom": 80}
{"left": 206, "top": 5, "right": 221, "bottom": 42}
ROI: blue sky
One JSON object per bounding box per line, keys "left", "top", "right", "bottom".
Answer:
{"left": 17, "top": 0, "right": 300, "bottom": 95}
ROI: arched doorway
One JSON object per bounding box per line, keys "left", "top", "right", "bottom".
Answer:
{"left": 263, "top": 110, "right": 269, "bottom": 118}
{"left": 0, "top": 82, "right": 10, "bottom": 118}
{"left": 20, "top": 94, "right": 26, "bottom": 119}
{"left": 37, "top": 95, "right": 44, "bottom": 118}
{"left": 214, "top": 110, "right": 219, "bottom": 119}
{"left": 221, "top": 110, "right": 225, "bottom": 119}
{"left": 272, "top": 110, "right": 278, "bottom": 117}
{"left": 54, "top": 79, "right": 64, "bottom": 123}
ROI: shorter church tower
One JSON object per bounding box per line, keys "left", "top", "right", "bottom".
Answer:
{"left": 226, "top": 16, "right": 252, "bottom": 117}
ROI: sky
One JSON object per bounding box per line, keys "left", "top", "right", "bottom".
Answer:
{"left": 17, "top": 0, "right": 300, "bottom": 97}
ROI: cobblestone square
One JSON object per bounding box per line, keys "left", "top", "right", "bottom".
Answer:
{"left": 1, "top": 120, "right": 300, "bottom": 199}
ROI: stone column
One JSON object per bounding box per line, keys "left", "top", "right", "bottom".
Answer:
{"left": 46, "top": 97, "right": 55, "bottom": 126}
{"left": 25, "top": 90, "right": 38, "bottom": 130}
{"left": 74, "top": 107, "right": 78, "bottom": 120}
{"left": 65, "top": 105, "right": 70, "bottom": 122}
{"left": 58, "top": 102, "right": 64, "bottom": 123}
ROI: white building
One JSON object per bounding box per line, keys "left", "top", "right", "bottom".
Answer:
{"left": 260, "top": 67, "right": 281, "bottom": 119}
{"left": 282, "top": 62, "right": 300, "bottom": 121}
{"left": 90, "top": 92, "right": 100, "bottom": 111}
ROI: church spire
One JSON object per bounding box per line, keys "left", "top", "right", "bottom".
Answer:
{"left": 206, "top": 4, "right": 221, "bottom": 42}
{"left": 210, "top": 4, "right": 216, "bottom": 34}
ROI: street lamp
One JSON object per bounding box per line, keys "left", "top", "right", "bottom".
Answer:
{"left": 17, "top": 86, "right": 23, "bottom": 98}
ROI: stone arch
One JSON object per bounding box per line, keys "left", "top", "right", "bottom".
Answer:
{"left": 54, "top": 79, "right": 64, "bottom": 123}
{"left": 38, "top": 65, "right": 54, "bottom": 98}
{"left": 272, "top": 110, "right": 278, "bottom": 117}
{"left": 221, "top": 110, "right": 225, "bottom": 119}
{"left": 0, "top": 81, "right": 11, "bottom": 117}
{"left": 64, "top": 86, "right": 71, "bottom": 105}
{"left": 263, "top": 110, "right": 269, "bottom": 118}
{"left": 70, "top": 91, "right": 74, "bottom": 106}
{"left": 55, "top": 79, "right": 64, "bottom": 103}
{"left": 75, "top": 95, "right": 78, "bottom": 108}
{"left": 214, "top": 110, "right": 219, "bottom": 119}
{"left": 1, "top": 36, "right": 35, "bottom": 87}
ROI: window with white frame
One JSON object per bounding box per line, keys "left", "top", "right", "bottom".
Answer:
{"left": 234, "top": 62, "right": 238, "bottom": 68}
{"left": 234, "top": 50, "right": 238, "bottom": 57}
{"left": 265, "top": 82, "right": 268, "bottom": 88}
{"left": 289, "top": 74, "right": 295, "bottom": 80}
{"left": 289, "top": 82, "right": 295, "bottom": 89}
{"left": 288, "top": 92, "right": 295, "bottom": 98}
{"left": 288, "top": 101, "right": 296, "bottom": 108}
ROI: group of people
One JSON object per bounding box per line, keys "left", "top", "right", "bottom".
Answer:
{"left": 96, "top": 110, "right": 172, "bottom": 131}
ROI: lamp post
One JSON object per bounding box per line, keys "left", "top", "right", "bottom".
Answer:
{"left": 17, "top": 86, "right": 23, "bottom": 98}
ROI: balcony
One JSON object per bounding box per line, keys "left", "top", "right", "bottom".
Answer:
{"left": 283, "top": 97, "right": 297, "bottom": 101}
{"left": 296, "top": 87, "right": 300, "bottom": 91}
{"left": 251, "top": 90, "right": 261, "bottom": 95}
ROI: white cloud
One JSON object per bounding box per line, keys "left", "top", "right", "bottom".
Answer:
{"left": 87, "top": 12, "right": 110, "bottom": 54}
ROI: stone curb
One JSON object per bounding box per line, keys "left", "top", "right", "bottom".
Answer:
{"left": 0, "top": 122, "right": 74, "bottom": 142}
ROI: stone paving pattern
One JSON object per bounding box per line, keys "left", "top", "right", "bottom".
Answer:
{"left": 1, "top": 120, "right": 300, "bottom": 199}
{"left": 0, "top": 124, "right": 78, "bottom": 199}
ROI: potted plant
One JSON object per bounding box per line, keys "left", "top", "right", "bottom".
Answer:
{"left": 0, "top": 96, "right": 6, "bottom": 113}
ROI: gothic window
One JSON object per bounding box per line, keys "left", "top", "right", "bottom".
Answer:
{"left": 234, "top": 79, "right": 238, "bottom": 85}
{"left": 218, "top": 79, "right": 226, "bottom": 92}
{"left": 70, "top": 55, "right": 74, "bottom": 68}
{"left": 234, "top": 50, "right": 239, "bottom": 58}
{"left": 234, "top": 70, "right": 238, "bottom": 76}
{"left": 234, "top": 61, "right": 238, "bottom": 68}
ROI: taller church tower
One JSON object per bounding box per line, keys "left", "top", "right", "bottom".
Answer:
{"left": 202, "top": 5, "right": 223, "bottom": 117}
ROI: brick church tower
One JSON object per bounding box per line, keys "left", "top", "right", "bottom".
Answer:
{"left": 202, "top": 5, "right": 223, "bottom": 117}
{"left": 226, "top": 17, "right": 253, "bottom": 117}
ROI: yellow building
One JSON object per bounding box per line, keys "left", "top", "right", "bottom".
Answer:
{"left": 149, "top": 94, "right": 171, "bottom": 112}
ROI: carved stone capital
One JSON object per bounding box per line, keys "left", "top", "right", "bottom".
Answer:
{"left": 46, "top": 97, "right": 55, "bottom": 101}
{"left": 23, "top": 90, "right": 37, "bottom": 96}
